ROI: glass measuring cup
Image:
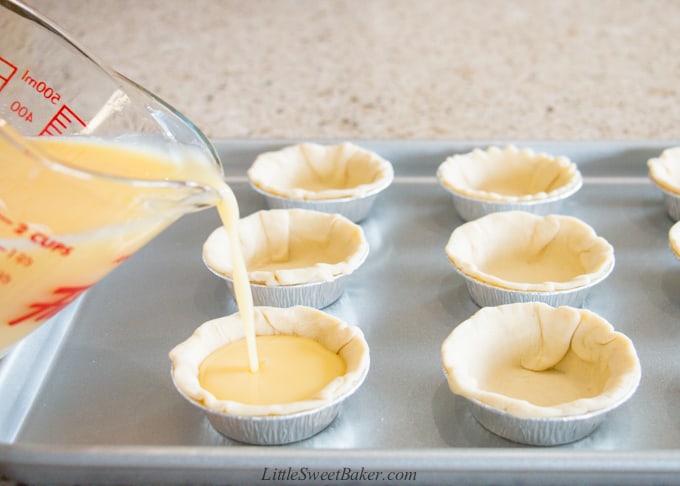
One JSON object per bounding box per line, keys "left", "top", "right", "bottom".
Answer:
{"left": 0, "top": 0, "right": 227, "bottom": 357}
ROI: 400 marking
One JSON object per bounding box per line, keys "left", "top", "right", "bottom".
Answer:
{"left": 9, "top": 99, "right": 33, "bottom": 122}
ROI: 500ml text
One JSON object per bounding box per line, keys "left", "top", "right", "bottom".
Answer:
{"left": 261, "top": 466, "right": 416, "bottom": 482}
{"left": 21, "top": 69, "right": 62, "bottom": 104}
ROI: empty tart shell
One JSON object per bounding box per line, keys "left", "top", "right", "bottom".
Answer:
{"left": 670, "top": 221, "right": 680, "bottom": 259}
{"left": 203, "top": 208, "right": 369, "bottom": 307}
{"left": 437, "top": 146, "right": 582, "bottom": 221}
{"left": 441, "top": 302, "right": 641, "bottom": 445}
{"left": 247, "top": 142, "right": 394, "bottom": 222}
{"left": 445, "top": 211, "right": 615, "bottom": 293}
{"left": 648, "top": 147, "right": 680, "bottom": 221}
{"left": 204, "top": 208, "right": 368, "bottom": 286}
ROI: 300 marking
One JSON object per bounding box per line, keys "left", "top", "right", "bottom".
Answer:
{"left": 4, "top": 248, "right": 33, "bottom": 267}
{"left": 9, "top": 99, "right": 33, "bottom": 122}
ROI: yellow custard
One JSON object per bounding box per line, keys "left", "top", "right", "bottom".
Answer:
{"left": 198, "top": 335, "right": 346, "bottom": 405}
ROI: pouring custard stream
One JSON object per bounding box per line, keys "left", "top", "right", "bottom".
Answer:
{"left": 3, "top": 134, "right": 346, "bottom": 405}
{"left": 0, "top": 132, "right": 257, "bottom": 371}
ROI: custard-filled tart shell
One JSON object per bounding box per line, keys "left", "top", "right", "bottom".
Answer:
{"left": 169, "top": 305, "right": 370, "bottom": 417}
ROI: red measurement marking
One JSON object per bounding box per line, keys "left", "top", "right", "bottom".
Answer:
{"left": 0, "top": 57, "right": 17, "bottom": 93}
{"left": 0, "top": 213, "right": 73, "bottom": 256}
{"left": 39, "top": 104, "right": 86, "bottom": 136}
{"left": 4, "top": 249, "right": 34, "bottom": 267}
{"left": 8, "top": 284, "right": 92, "bottom": 326}
{"left": 113, "top": 254, "right": 131, "bottom": 264}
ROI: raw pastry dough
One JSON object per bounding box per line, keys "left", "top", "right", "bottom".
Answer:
{"left": 437, "top": 146, "right": 582, "bottom": 202}
{"left": 441, "top": 302, "right": 641, "bottom": 418}
{"left": 247, "top": 142, "right": 394, "bottom": 200}
{"left": 170, "top": 305, "right": 370, "bottom": 417}
{"left": 648, "top": 147, "right": 680, "bottom": 194}
{"left": 203, "top": 208, "right": 369, "bottom": 286}
{"left": 445, "top": 211, "right": 615, "bottom": 292}
{"left": 670, "top": 221, "right": 680, "bottom": 259}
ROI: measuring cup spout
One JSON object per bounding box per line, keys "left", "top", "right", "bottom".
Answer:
{"left": 1, "top": 113, "right": 224, "bottom": 215}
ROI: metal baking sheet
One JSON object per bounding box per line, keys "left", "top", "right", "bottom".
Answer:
{"left": 1, "top": 140, "right": 679, "bottom": 485}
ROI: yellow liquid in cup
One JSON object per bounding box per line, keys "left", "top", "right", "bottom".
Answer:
{"left": 0, "top": 136, "right": 257, "bottom": 370}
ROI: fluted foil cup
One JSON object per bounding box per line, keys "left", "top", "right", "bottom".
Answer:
{"left": 169, "top": 306, "right": 370, "bottom": 445}
{"left": 463, "top": 394, "right": 634, "bottom": 446}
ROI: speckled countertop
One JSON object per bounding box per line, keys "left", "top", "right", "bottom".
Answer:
{"left": 23, "top": 0, "right": 680, "bottom": 141}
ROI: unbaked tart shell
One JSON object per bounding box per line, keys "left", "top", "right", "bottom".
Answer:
{"left": 437, "top": 145, "right": 582, "bottom": 203}
{"left": 648, "top": 147, "right": 680, "bottom": 195}
{"left": 648, "top": 148, "right": 680, "bottom": 221}
{"left": 203, "top": 208, "right": 369, "bottom": 287}
{"left": 445, "top": 211, "right": 615, "bottom": 292}
{"left": 247, "top": 142, "right": 394, "bottom": 201}
{"left": 441, "top": 302, "right": 641, "bottom": 419}
{"left": 670, "top": 221, "right": 680, "bottom": 259}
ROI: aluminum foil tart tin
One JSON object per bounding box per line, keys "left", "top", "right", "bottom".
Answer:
{"left": 442, "top": 189, "right": 576, "bottom": 222}
{"left": 171, "top": 372, "right": 353, "bottom": 445}
{"left": 169, "top": 306, "right": 371, "bottom": 445}
{"left": 208, "top": 266, "right": 350, "bottom": 309}
{"left": 249, "top": 183, "right": 384, "bottom": 223}
{"left": 436, "top": 145, "right": 583, "bottom": 221}
{"left": 658, "top": 186, "right": 680, "bottom": 221}
{"left": 453, "top": 259, "right": 615, "bottom": 308}
{"left": 462, "top": 394, "right": 632, "bottom": 446}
